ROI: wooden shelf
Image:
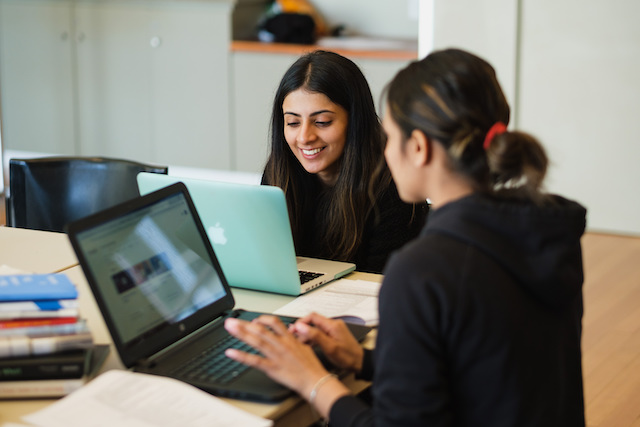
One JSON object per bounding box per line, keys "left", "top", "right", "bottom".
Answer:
{"left": 230, "top": 40, "right": 418, "bottom": 61}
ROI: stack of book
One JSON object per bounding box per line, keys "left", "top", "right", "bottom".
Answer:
{"left": 0, "top": 273, "right": 108, "bottom": 398}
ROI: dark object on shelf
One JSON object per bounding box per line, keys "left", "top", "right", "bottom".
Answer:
{"left": 260, "top": 12, "right": 316, "bottom": 44}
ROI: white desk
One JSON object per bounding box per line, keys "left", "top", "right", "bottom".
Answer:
{"left": 0, "top": 226, "right": 78, "bottom": 273}
{"left": 0, "top": 227, "right": 379, "bottom": 427}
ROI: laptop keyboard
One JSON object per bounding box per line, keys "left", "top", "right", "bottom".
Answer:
{"left": 171, "top": 334, "right": 258, "bottom": 385}
{"left": 299, "top": 270, "right": 322, "bottom": 284}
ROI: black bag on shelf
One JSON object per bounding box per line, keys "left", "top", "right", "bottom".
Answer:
{"left": 260, "top": 12, "right": 316, "bottom": 44}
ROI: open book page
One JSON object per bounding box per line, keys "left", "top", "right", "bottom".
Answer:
{"left": 274, "top": 279, "right": 381, "bottom": 326}
{"left": 21, "top": 370, "right": 273, "bottom": 427}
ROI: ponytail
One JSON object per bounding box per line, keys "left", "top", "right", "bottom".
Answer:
{"left": 387, "top": 48, "right": 549, "bottom": 203}
{"left": 485, "top": 130, "right": 548, "bottom": 202}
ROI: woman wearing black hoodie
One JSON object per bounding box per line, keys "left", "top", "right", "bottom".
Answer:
{"left": 224, "top": 48, "right": 586, "bottom": 427}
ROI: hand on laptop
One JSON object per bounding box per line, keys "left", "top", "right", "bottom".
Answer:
{"left": 224, "top": 315, "right": 351, "bottom": 417}
{"left": 224, "top": 315, "right": 329, "bottom": 392}
{"left": 290, "top": 313, "right": 364, "bottom": 374}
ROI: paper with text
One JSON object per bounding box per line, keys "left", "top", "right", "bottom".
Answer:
{"left": 274, "top": 279, "right": 381, "bottom": 326}
{"left": 22, "top": 370, "right": 273, "bottom": 427}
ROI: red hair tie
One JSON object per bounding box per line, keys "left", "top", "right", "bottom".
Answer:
{"left": 483, "top": 122, "right": 507, "bottom": 150}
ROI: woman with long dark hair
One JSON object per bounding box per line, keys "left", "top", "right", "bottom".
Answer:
{"left": 263, "top": 50, "right": 427, "bottom": 274}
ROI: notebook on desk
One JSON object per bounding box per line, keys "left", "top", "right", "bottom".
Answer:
{"left": 136, "top": 173, "right": 356, "bottom": 296}
{"left": 65, "top": 183, "right": 370, "bottom": 403}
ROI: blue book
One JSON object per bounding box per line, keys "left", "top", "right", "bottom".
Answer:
{"left": 0, "top": 299, "right": 80, "bottom": 320}
{"left": 0, "top": 274, "right": 78, "bottom": 302}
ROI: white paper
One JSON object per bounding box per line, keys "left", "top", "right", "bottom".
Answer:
{"left": 274, "top": 279, "right": 381, "bottom": 326}
{"left": 22, "top": 370, "right": 273, "bottom": 427}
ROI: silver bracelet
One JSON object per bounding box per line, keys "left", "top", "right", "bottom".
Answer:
{"left": 309, "top": 373, "right": 338, "bottom": 404}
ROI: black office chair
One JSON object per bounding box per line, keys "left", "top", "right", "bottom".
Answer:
{"left": 6, "top": 156, "right": 168, "bottom": 232}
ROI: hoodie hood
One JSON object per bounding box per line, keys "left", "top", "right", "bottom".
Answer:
{"left": 424, "top": 193, "right": 587, "bottom": 308}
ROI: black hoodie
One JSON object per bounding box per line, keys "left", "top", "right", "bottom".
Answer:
{"left": 330, "top": 193, "right": 586, "bottom": 427}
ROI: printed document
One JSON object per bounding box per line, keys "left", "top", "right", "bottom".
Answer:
{"left": 274, "top": 279, "right": 381, "bottom": 326}
{"left": 21, "top": 370, "right": 273, "bottom": 427}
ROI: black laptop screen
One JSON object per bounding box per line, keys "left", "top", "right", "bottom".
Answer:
{"left": 73, "top": 190, "right": 229, "bottom": 350}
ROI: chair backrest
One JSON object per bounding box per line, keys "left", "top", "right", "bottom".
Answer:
{"left": 6, "top": 156, "right": 168, "bottom": 232}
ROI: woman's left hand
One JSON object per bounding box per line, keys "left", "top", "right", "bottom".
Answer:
{"left": 224, "top": 315, "right": 330, "bottom": 397}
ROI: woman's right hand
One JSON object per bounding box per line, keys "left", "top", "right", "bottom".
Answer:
{"left": 290, "top": 312, "right": 364, "bottom": 373}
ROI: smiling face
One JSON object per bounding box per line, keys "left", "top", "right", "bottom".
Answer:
{"left": 283, "top": 89, "right": 349, "bottom": 186}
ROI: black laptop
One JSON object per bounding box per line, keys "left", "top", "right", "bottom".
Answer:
{"left": 66, "top": 182, "right": 369, "bottom": 402}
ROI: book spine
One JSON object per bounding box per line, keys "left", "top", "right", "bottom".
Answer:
{"left": 0, "top": 319, "right": 88, "bottom": 338}
{"left": 0, "top": 300, "right": 79, "bottom": 312}
{"left": 0, "top": 317, "right": 78, "bottom": 329}
{"left": 0, "top": 273, "right": 78, "bottom": 302}
{"left": 0, "top": 377, "right": 84, "bottom": 398}
{"left": 0, "top": 357, "right": 86, "bottom": 381}
{"left": 0, "top": 332, "right": 94, "bottom": 358}
{"left": 0, "top": 308, "right": 79, "bottom": 320}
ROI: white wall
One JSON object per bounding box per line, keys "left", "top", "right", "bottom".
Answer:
{"left": 420, "top": 0, "right": 640, "bottom": 236}
{"left": 430, "top": 0, "right": 518, "bottom": 117}
{"left": 313, "top": 0, "right": 419, "bottom": 39}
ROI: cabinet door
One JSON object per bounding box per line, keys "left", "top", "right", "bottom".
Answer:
{"left": 0, "top": 0, "right": 75, "bottom": 154}
{"left": 231, "top": 52, "right": 298, "bottom": 174}
{"left": 148, "top": 2, "right": 232, "bottom": 169}
{"left": 351, "top": 57, "right": 411, "bottom": 112}
{"left": 74, "top": 2, "right": 153, "bottom": 162}
{"left": 74, "top": 1, "right": 233, "bottom": 169}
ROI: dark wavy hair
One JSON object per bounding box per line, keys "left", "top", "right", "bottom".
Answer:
{"left": 386, "top": 48, "right": 548, "bottom": 202}
{"left": 263, "top": 50, "right": 390, "bottom": 261}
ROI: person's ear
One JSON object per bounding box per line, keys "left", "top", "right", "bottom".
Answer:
{"left": 409, "top": 129, "right": 430, "bottom": 166}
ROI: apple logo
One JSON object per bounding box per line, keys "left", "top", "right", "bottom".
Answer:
{"left": 208, "top": 222, "right": 228, "bottom": 245}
